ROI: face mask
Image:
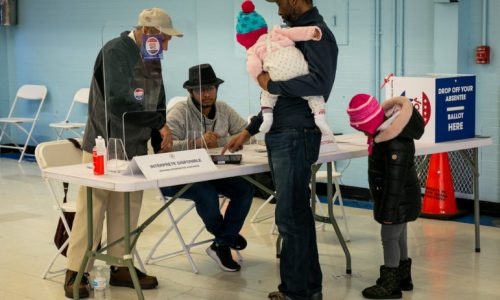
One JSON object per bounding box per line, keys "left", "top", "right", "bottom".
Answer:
{"left": 141, "top": 33, "right": 163, "bottom": 61}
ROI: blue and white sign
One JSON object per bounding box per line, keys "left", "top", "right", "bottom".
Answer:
{"left": 435, "top": 76, "right": 475, "bottom": 142}
{"left": 386, "top": 74, "right": 476, "bottom": 143}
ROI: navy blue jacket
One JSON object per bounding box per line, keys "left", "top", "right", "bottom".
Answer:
{"left": 246, "top": 7, "right": 338, "bottom": 134}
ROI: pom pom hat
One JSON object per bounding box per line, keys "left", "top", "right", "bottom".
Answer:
{"left": 347, "top": 94, "right": 385, "bottom": 135}
{"left": 236, "top": 0, "right": 268, "bottom": 49}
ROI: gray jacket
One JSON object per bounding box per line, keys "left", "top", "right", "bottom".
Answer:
{"left": 166, "top": 97, "right": 247, "bottom": 151}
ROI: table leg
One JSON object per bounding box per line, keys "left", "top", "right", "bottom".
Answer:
{"left": 324, "top": 163, "right": 352, "bottom": 274}
{"left": 123, "top": 192, "right": 144, "bottom": 300}
{"left": 458, "top": 148, "right": 481, "bottom": 252}
{"left": 472, "top": 148, "right": 480, "bottom": 252}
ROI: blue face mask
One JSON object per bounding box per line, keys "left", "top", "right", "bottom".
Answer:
{"left": 141, "top": 34, "right": 163, "bottom": 61}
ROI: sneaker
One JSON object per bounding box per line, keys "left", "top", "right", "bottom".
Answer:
{"left": 230, "top": 234, "right": 247, "bottom": 250}
{"left": 64, "top": 269, "right": 90, "bottom": 299}
{"left": 206, "top": 242, "right": 241, "bottom": 272}
{"left": 109, "top": 266, "right": 158, "bottom": 289}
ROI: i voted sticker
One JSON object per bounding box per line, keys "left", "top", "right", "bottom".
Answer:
{"left": 145, "top": 36, "right": 160, "bottom": 55}
{"left": 142, "top": 34, "right": 163, "bottom": 60}
{"left": 134, "top": 88, "right": 144, "bottom": 100}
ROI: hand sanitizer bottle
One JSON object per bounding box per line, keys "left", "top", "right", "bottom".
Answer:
{"left": 93, "top": 136, "right": 107, "bottom": 175}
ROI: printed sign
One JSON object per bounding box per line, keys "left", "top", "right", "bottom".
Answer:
{"left": 387, "top": 75, "right": 475, "bottom": 143}
{"left": 434, "top": 76, "right": 475, "bottom": 142}
{"left": 124, "top": 149, "right": 217, "bottom": 179}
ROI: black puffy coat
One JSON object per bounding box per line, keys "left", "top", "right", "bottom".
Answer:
{"left": 368, "top": 96, "right": 425, "bottom": 224}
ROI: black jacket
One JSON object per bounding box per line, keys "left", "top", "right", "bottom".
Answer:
{"left": 82, "top": 31, "right": 166, "bottom": 158}
{"left": 246, "top": 7, "right": 338, "bottom": 134}
{"left": 368, "top": 97, "right": 425, "bottom": 224}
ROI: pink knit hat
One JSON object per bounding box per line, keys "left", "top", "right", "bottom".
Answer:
{"left": 235, "top": 0, "right": 268, "bottom": 49}
{"left": 347, "top": 94, "right": 384, "bottom": 135}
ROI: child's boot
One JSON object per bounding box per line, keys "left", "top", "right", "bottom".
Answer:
{"left": 376, "top": 259, "right": 413, "bottom": 291}
{"left": 399, "top": 258, "right": 413, "bottom": 291}
{"left": 362, "top": 266, "right": 402, "bottom": 299}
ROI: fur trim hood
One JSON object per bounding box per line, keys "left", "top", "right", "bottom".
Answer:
{"left": 374, "top": 96, "right": 424, "bottom": 143}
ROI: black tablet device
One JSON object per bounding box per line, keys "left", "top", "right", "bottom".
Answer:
{"left": 210, "top": 154, "right": 242, "bottom": 165}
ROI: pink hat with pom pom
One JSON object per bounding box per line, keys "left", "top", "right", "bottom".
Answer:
{"left": 235, "top": 0, "right": 268, "bottom": 49}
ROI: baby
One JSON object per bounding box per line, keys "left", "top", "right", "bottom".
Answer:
{"left": 236, "top": 0, "right": 332, "bottom": 134}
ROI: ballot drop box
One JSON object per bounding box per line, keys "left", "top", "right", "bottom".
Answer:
{"left": 386, "top": 74, "right": 476, "bottom": 143}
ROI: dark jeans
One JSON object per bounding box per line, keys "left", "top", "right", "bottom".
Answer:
{"left": 160, "top": 177, "right": 254, "bottom": 246}
{"left": 266, "top": 128, "right": 322, "bottom": 300}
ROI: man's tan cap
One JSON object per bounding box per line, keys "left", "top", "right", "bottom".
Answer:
{"left": 138, "top": 8, "right": 183, "bottom": 37}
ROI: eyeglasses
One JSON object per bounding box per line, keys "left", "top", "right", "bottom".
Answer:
{"left": 192, "top": 86, "right": 217, "bottom": 94}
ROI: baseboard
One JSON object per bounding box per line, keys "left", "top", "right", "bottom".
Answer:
{"left": 0, "top": 144, "right": 36, "bottom": 154}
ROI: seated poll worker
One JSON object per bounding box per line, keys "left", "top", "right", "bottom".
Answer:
{"left": 154, "top": 64, "right": 254, "bottom": 272}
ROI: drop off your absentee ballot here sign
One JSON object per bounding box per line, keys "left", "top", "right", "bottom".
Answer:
{"left": 386, "top": 74, "right": 475, "bottom": 143}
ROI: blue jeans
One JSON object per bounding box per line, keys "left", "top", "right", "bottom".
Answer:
{"left": 160, "top": 177, "right": 254, "bottom": 246}
{"left": 266, "top": 128, "right": 322, "bottom": 300}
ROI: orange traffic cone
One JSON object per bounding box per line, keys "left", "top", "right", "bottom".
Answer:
{"left": 421, "top": 152, "right": 464, "bottom": 219}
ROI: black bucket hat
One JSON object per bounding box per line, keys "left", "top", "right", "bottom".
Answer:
{"left": 183, "top": 64, "right": 224, "bottom": 89}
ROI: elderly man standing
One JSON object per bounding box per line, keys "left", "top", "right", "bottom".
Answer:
{"left": 64, "top": 8, "right": 181, "bottom": 298}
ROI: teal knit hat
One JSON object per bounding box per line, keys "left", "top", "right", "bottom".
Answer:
{"left": 236, "top": 0, "right": 268, "bottom": 49}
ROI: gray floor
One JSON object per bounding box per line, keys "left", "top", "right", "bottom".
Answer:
{"left": 1, "top": 157, "right": 499, "bottom": 300}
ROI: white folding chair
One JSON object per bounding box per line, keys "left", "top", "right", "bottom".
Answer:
{"left": 49, "top": 88, "right": 90, "bottom": 139}
{"left": 166, "top": 96, "right": 188, "bottom": 111}
{"left": 145, "top": 193, "right": 240, "bottom": 274}
{"left": 0, "top": 84, "right": 47, "bottom": 162}
{"left": 36, "top": 140, "right": 82, "bottom": 279}
{"left": 36, "top": 140, "right": 145, "bottom": 279}
{"left": 145, "top": 96, "right": 243, "bottom": 273}
{"left": 251, "top": 166, "right": 350, "bottom": 240}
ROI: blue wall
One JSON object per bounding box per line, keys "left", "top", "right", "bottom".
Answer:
{"left": 1, "top": 0, "right": 499, "bottom": 203}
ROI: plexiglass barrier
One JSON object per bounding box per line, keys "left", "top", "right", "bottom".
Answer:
{"left": 95, "top": 2, "right": 341, "bottom": 177}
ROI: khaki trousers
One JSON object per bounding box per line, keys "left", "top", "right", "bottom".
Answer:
{"left": 67, "top": 151, "right": 143, "bottom": 272}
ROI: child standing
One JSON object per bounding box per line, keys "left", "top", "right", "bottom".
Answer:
{"left": 235, "top": 0, "right": 332, "bottom": 135}
{"left": 347, "top": 94, "right": 425, "bottom": 299}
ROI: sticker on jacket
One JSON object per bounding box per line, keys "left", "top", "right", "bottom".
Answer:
{"left": 134, "top": 88, "right": 144, "bottom": 100}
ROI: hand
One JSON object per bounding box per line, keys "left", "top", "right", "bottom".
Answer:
{"left": 196, "top": 131, "right": 220, "bottom": 148}
{"left": 313, "top": 28, "right": 321, "bottom": 39}
{"left": 257, "top": 72, "right": 271, "bottom": 91}
{"left": 158, "top": 125, "right": 173, "bottom": 153}
{"left": 222, "top": 130, "right": 251, "bottom": 154}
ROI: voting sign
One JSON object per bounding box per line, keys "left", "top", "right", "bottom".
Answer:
{"left": 386, "top": 74, "right": 476, "bottom": 143}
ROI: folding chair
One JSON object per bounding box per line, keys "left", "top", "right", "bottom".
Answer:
{"left": 49, "top": 88, "right": 90, "bottom": 139}
{"left": 166, "top": 96, "right": 187, "bottom": 111}
{"left": 0, "top": 84, "right": 47, "bottom": 162}
{"left": 144, "top": 193, "right": 240, "bottom": 274}
{"left": 36, "top": 140, "right": 82, "bottom": 279}
{"left": 35, "top": 140, "right": 145, "bottom": 279}
{"left": 251, "top": 166, "right": 350, "bottom": 241}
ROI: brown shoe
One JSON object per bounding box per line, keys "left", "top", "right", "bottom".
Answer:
{"left": 109, "top": 266, "right": 158, "bottom": 289}
{"left": 64, "top": 269, "right": 90, "bottom": 299}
